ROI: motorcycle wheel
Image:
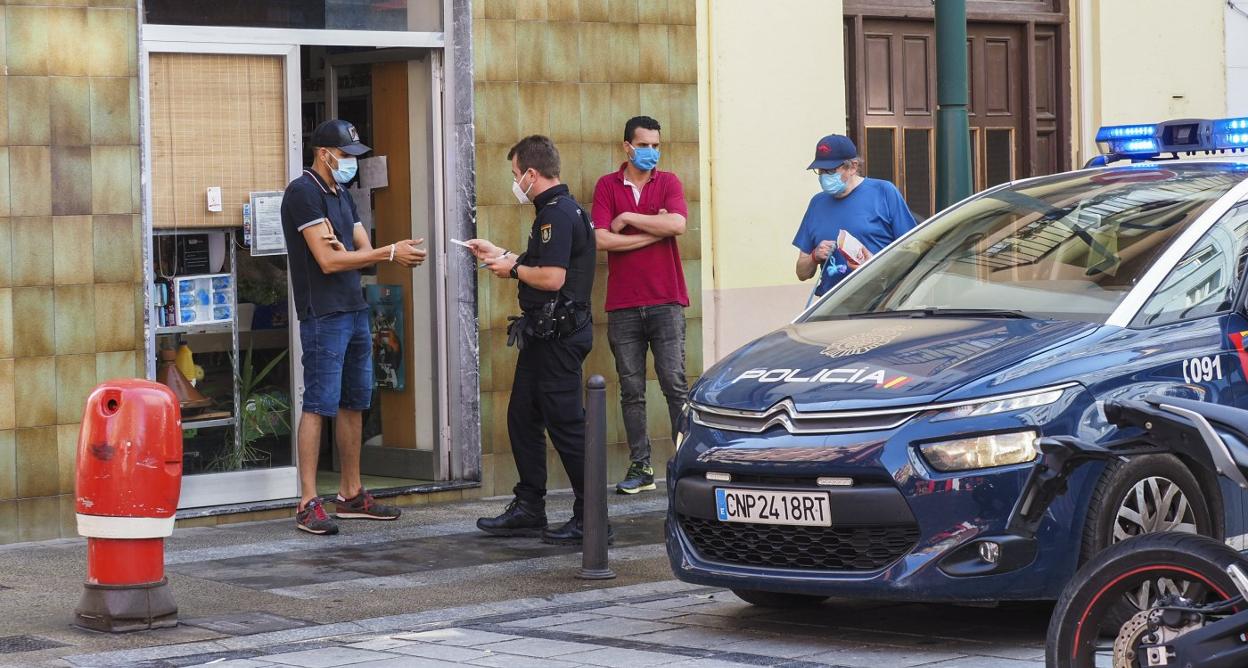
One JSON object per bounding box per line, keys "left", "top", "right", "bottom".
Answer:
{"left": 1047, "top": 532, "right": 1243, "bottom": 668}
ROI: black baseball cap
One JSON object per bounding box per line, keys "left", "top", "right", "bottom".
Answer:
{"left": 311, "top": 119, "right": 371, "bottom": 156}
{"left": 808, "top": 134, "right": 858, "bottom": 170}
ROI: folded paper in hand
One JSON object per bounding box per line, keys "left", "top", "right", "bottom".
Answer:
{"left": 837, "top": 229, "right": 872, "bottom": 270}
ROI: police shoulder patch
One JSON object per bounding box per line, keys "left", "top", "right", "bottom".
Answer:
{"left": 540, "top": 224, "right": 552, "bottom": 243}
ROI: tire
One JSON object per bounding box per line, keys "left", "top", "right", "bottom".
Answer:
{"left": 730, "top": 589, "right": 829, "bottom": 608}
{"left": 1047, "top": 532, "right": 1242, "bottom": 668}
{"left": 1080, "top": 454, "right": 1212, "bottom": 564}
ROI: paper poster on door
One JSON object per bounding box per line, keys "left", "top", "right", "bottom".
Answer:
{"left": 366, "top": 284, "right": 405, "bottom": 391}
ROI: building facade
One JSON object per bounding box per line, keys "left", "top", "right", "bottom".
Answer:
{"left": 0, "top": 0, "right": 1238, "bottom": 543}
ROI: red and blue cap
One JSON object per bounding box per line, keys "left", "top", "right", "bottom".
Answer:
{"left": 808, "top": 134, "right": 858, "bottom": 170}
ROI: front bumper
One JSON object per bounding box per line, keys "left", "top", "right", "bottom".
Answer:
{"left": 665, "top": 463, "right": 1085, "bottom": 602}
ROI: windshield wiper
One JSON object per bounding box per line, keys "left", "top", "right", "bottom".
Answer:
{"left": 824, "top": 307, "right": 1035, "bottom": 319}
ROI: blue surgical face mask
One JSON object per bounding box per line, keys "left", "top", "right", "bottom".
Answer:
{"left": 328, "top": 153, "right": 358, "bottom": 184}
{"left": 629, "top": 144, "right": 660, "bottom": 171}
{"left": 820, "top": 171, "right": 846, "bottom": 196}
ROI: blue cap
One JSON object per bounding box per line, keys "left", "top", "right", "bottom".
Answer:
{"left": 808, "top": 134, "right": 858, "bottom": 170}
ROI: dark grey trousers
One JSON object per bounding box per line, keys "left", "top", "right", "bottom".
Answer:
{"left": 606, "top": 303, "right": 689, "bottom": 467}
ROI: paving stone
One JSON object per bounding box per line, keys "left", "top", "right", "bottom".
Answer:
{"left": 342, "top": 638, "right": 415, "bottom": 651}
{"left": 550, "top": 617, "right": 681, "bottom": 637}
{"left": 557, "top": 646, "right": 691, "bottom": 666}
{"left": 921, "top": 656, "right": 1043, "bottom": 667}
{"left": 660, "top": 660, "right": 762, "bottom": 668}
{"left": 468, "top": 655, "right": 580, "bottom": 668}
{"left": 716, "top": 635, "right": 859, "bottom": 659}
{"left": 339, "top": 659, "right": 447, "bottom": 668}
{"left": 388, "top": 641, "right": 495, "bottom": 662}
{"left": 184, "top": 660, "right": 275, "bottom": 668}
{"left": 501, "top": 611, "right": 605, "bottom": 629}
{"left": 803, "top": 645, "right": 969, "bottom": 667}
{"left": 183, "top": 612, "right": 311, "bottom": 636}
{"left": 630, "top": 627, "right": 767, "bottom": 651}
{"left": 260, "top": 646, "right": 398, "bottom": 667}
{"left": 592, "top": 605, "right": 691, "bottom": 621}
{"left": 394, "top": 628, "right": 522, "bottom": 646}
{"left": 477, "top": 636, "right": 605, "bottom": 658}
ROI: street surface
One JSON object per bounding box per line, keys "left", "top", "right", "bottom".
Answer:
{"left": 0, "top": 489, "right": 1048, "bottom": 667}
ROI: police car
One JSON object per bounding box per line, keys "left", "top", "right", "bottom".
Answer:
{"left": 666, "top": 117, "right": 1248, "bottom": 607}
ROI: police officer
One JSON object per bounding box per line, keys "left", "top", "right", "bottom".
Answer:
{"left": 467, "top": 135, "right": 603, "bottom": 545}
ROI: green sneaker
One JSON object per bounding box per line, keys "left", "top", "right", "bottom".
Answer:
{"left": 616, "top": 462, "right": 656, "bottom": 495}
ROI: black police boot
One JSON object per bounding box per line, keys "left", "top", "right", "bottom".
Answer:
{"left": 476, "top": 498, "right": 547, "bottom": 537}
{"left": 540, "top": 515, "right": 616, "bottom": 546}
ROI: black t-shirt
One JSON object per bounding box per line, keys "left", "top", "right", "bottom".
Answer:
{"left": 517, "top": 184, "right": 597, "bottom": 311}
{"left": 280, "top": 170, "right": 368, "bottom": 320}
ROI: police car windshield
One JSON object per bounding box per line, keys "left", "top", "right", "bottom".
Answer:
{"left": 805, "top": 164, "right": 1248, "bottom": 324}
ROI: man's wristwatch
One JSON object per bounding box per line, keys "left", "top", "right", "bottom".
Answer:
{"left": 509, "top": 256, "right": 520, "bottom": 280}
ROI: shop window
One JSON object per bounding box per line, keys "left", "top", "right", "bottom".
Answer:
{"left": 149, "top": 53, "right": 287, "bottom": 229}
{"left": 144, "top": 0, "right": 441, "bottom": 32}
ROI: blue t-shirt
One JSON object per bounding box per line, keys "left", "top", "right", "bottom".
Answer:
{"left": 792, "top": 178, "right": 918, "bottom": 296}
{"left": 280, "top": 170, "right": 369, "bottom": 320}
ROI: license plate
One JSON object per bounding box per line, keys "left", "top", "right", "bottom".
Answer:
{"left": 714, "top": 488, "right": 831, "bottom": 527}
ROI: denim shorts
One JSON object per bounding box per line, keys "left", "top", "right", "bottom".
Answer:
{"left": 299, "top": 309, "right": 373, "bottom": 417}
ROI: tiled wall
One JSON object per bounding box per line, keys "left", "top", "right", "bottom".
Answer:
{"left": 472, "top": 0, "right": 702, "bottom": 495}
{"left": 0, "top": 0, "right": 143, "bottom": 543}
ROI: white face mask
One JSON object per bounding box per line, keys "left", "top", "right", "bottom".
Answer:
{"left": 512, "top": 170, "right": 534, "bottom": 204}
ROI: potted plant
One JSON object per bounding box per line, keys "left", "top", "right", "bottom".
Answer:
{"left": 210, "top": 345, "right": 290, "bottom": 471}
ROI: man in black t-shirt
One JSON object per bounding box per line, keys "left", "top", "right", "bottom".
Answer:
{"left": 281, "top": 119, "right": 426, "bottom": 535}
{"left": 467, "top": 135, "right": 601, "bottom": 545}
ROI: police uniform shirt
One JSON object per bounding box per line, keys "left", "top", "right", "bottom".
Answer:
{"left": 517, "top": 184, "right": 596, "bottom": 311}
{"left": 280, "top": 169, "right": 369, "bottom": 320}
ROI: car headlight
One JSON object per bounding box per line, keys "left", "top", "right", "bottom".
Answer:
{"left": 930, "top": 386, "right": 1069, "bottom": 422}
{"left": 918, "top": 430, "right": 1039, "bottom": 472}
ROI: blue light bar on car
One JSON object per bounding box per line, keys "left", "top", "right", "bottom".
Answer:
{"left": 1213, "top": 117, "right": 1248, "bottom": 150}
{"left": 1095, "top": 123, "right": 1161, "bottom": 157}
{"left": 1095, "top": 124, "right": 1156, "bottom": 142}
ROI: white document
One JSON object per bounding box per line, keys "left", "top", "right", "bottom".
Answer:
{"left": 249, "top": 191, "right": 287, "bottom": 257}
{"left": 449, "top": 238, "right": 472, "bottom": 248}
{"left": 359, "top": 156, "right": 389, "bottom": 190}
{"left": 349, "top": 186, "right": 373, "bottom": 235}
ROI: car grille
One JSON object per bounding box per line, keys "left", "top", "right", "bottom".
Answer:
{"left": 678, "top": 515, "right": 920, "bottom": 571}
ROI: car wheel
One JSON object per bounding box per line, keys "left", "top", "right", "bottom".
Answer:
{"left": 1081, "top": 453, "right": 1212, "bottom": 562}
{"left": 730, "top": 589, "right": 828, "bottom": 608}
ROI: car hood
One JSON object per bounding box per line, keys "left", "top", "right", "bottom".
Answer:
{"left": 692, "top": 316, "right": 1099, "bottom": 412}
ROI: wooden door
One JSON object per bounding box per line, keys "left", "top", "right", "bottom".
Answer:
{"left": 849, "top": 18, "right": 1063, "bottom": 216}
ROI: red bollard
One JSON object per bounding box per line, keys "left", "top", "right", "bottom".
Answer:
{"left": 74, "top": 379, "right": 183, "bottom": 632}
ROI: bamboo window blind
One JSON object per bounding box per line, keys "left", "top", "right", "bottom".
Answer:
{"left": 149, "top": 53, "right": 287, "bottom": 229}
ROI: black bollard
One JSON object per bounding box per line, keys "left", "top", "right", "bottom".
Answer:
{"left": 579, "top": 374, "right": 616, "bottom": 580}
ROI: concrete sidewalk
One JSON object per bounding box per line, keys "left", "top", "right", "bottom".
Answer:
{"left": 0, "top": 488, "right": 1049, "bottom": 667}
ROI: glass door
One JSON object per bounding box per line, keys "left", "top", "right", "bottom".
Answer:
{"left": 141, "top": 41, "right": 303, "bottom": 508}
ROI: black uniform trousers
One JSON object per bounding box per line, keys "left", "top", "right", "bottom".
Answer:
{"left": 507, "top": 323, "right": 592, "bottom": 518}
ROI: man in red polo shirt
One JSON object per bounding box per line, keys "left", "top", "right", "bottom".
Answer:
{"left": 591, "top": 115, "right": 689, "bottom": 494}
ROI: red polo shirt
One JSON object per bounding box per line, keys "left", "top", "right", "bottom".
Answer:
{"left": 591, "top": 164, "right": 690, "bottom": 312}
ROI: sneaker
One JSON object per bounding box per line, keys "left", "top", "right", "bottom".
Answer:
{"left": 476, "top": 497, "right": 547, "bottom": 537}
{"left": 296, "top": 498, "right": 339, "bottom": 535}
{"left": 616, "top": 462, "right": 656, "bottom": 494}
{"left": 334, "top": 489, "right": 401, "bottom": 520}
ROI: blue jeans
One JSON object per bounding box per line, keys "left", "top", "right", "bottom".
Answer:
{"left": 607, "top": 304, "right": 688, "bottom": 467}
{"left": 299, "top": 310, "right": 373, "bottom": 417}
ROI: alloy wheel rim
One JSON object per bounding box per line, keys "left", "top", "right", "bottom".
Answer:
{"left": 1112, "top": 476, "right": 1198, "bottom": 542}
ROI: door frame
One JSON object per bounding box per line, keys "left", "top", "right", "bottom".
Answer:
{"left": 843, "top": 0, "right": 1072, "bottom": 185}
{"left": 140, "top": 21, "right": 472, "bottom": 508}
{"left": 322, "top": 48, "right": 450, "bottom": 480}
{"left": 139, "top": 38, "right": 302, "bottom": 508}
